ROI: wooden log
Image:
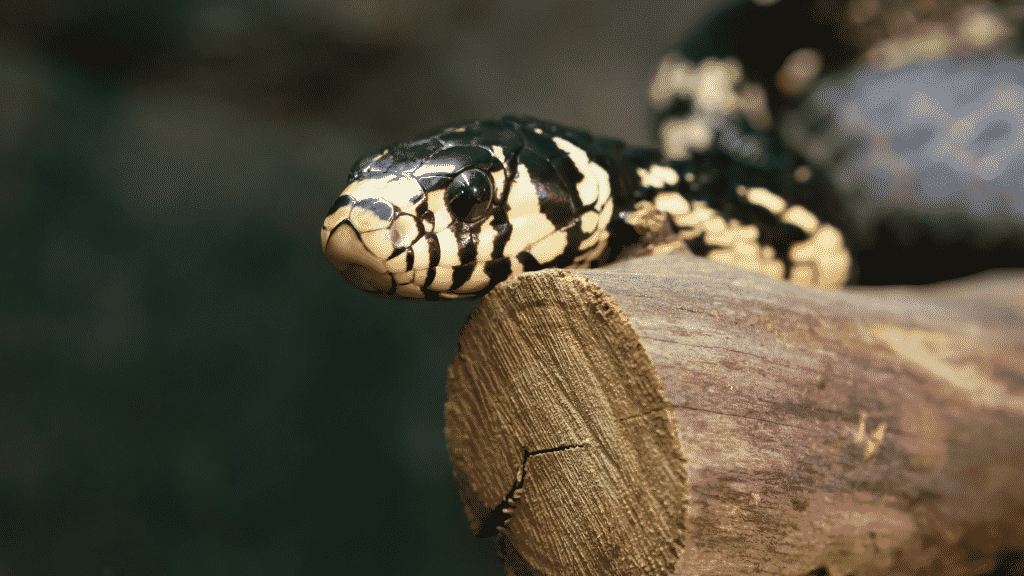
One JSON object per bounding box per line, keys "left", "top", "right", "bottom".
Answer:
{"left": 444, "top": 253, "right": 1024, "bottom": 576}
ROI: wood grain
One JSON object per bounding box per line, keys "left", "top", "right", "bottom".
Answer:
{"left": 445, "top": 253, "right": 1024, "bottom": 576}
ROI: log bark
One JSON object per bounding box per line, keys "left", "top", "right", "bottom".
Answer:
{"left": 444, "top": 253, "right": 1024, "bottom": 576}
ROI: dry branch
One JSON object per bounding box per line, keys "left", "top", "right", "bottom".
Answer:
{"left": 445, "top": 253, "right": 1024, "bottom": 576}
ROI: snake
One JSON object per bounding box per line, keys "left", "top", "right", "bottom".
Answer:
{"left": 320, "top": 0, "right": 1022, "bottom": 300}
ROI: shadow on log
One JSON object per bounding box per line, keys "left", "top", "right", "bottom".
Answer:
{"left": 444, "top": 253, "right": 1024, "bottom": 576}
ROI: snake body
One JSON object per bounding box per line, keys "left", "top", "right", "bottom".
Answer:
{"left": 321, "top": 116, "right": 851, "bottom": 300}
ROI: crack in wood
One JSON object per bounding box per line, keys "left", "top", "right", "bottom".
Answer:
{"left": 618, "top": 406, "right": 672, "bottom": 423}
{"left": 475, "top": 444, "right": 587, "bottom": 538}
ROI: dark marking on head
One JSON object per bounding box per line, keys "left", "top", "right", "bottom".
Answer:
{"left": 418, "top": 175, "right": 450, "bottom": 193}
{"left": 489, "top": 205, "right": 509, "bottom": 227}
{"left": 518, "top": 146, "right": 577, "bottom": 228}
{"left": 448, "top": 263, "right": 475, "bottom": 292}
{"left": 422, "top": 267, "right": 437, "bottom": 291}
{"left": 354, "top": 198, "right": 394, "bottom": 222}
{"left": 561, "top": 220, "right": 586, "bottom": 264}
{"left": 484, "top": 258, "right": 512, "bottom": 287}
{"left": 422, "top": 146, "right": 500, "bottom": 177}
{"left": 490, "top": 222, "right": 512, "bottom": 260}
{"left": 350, "top": 118, "right": 527, "bottom": 185}
{"left": 517, "top": 252, "right": 543, "bottom": 272}
{"left": 327, "top": 194, "right": 352, "bottom": 217}
{"left": 420, "top": 210, "right": 434, "bottom": 231}
{"left": 457, "top": 226, "right": 478, "bottom": 266}
{"left": 426, "top": 233, "right": 441, "bottom": 269}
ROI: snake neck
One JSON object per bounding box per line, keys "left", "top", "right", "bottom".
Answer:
{"left": 585, "top": 137, "right": 854, "bottom": 289}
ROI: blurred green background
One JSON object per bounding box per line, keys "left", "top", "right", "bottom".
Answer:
{"left": 0, "top": 1, "right": 717, "bottom": 574}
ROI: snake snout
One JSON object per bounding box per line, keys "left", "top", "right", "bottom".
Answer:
{"left": 323, "top": 223, "right": 388, "bottom": 274}
{"left": 322, "top": 176, "right": 429, "bottom": 296}
{"left": 322, "top": 199, "right": 402, "bottom": 294}
{"left": 321, "top": 221, "right": 394, "bottom": 294}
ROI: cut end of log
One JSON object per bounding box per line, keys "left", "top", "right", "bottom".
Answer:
{"left": 445, "top": 269, "right": 689, "bottom": 575}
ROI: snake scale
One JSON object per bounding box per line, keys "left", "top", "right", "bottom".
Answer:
{"left": 321, "top": 0, "right": 1023, "bottom": 300}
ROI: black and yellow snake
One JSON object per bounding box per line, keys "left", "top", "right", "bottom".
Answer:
{"left": 321, "top": 0, "right": 1024, "bottom": 300}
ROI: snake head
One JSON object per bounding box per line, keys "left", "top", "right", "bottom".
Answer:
{"left": 322, "top": 117, "right": 616, "bottom": 300}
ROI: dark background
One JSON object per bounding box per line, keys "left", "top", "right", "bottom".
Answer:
{"left": 0, "top": 1, "right": 726, "bottom": 574}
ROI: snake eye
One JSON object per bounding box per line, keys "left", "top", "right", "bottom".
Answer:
{"left": 445, "top": 168, "right": 493, "bottom": 223}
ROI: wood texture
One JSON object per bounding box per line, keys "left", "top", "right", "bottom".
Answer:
{"left": 445, "top": 253, "right": 1024, "bottom": 576}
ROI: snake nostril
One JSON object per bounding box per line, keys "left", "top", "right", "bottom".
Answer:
{"left": 389, "top": 213, "right": 420, "bottom": 248}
